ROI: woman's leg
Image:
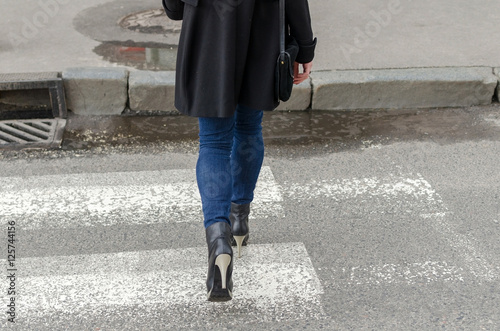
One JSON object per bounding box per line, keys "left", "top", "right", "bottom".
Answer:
{"left": 197, "top": 116, "right": 235, "bottom": 301}
{"left": 231, "top": 104, "right": 265, "bottom": 204}
{"left": 197, "top": 116, "right": 235, "bottom": 229}
{"left": 197, "top": 105, "right": 264, "bottom": 228}
{"left": 229, "top": 104, "right": 264, "bottom": 257}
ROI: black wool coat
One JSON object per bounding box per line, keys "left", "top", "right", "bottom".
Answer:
{"left": 163, "top": 0, "right": 317, "bottom": 118}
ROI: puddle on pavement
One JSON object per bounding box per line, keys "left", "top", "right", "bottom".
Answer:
{"left": 94, "top": 43, "right": 177, "bottom": 71}
{"left": 93, "top": 8, "right": 181, "bottom": 70}
{"left": 62, "top": 105, "right": 500, "bottom": 153}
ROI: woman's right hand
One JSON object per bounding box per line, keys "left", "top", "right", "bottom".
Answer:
{"left": 294, "top": 61, "right": 313, "bottom": 85}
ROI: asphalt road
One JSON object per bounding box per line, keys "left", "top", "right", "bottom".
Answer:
{"left": 1, "top": 105, "right": 500, "bottom": 330}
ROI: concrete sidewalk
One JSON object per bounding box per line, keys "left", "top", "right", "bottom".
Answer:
{"left": 0, "top": 0, "right": 500, "bottom": 113}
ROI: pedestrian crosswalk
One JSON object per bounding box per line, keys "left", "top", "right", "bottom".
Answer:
{"left": 0, "top": 166, "right": 284, "bottom": 230}
{"left": 17, "top": 243, "right": 324, "bottom": 324}
{"left": 1, "top": 165, "right": 497, "bottom": 328}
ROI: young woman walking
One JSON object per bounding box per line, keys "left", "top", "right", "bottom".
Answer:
{"left": 163, "top": 0, "right": 316, "bottom": 301}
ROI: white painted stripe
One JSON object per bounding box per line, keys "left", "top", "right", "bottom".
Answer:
{"left": 6, "top": 243, "right": 324, "bottom": 324}
{"left": 284, "top": 173, "right": 499, "bottom": 282}
{"left": 2, "top": 166, "right": 497, "bottom": 285}
{"left": 326, "top": 261, "right": 465, "bottom": 286}
{"left": 420, "top": 212, "right": 499, "bottom": 282}
{"left": 284, "top": 174, "right": 441, "bottom": 205}
{"left": 0, "top": 166, "right": 284, "bottom": 229}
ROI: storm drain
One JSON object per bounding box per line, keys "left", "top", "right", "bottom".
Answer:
{"left": 0, "top": 118, "right": 66, "bottom": 149}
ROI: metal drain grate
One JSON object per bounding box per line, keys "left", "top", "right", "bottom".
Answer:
{"left": 0, "top": 72, "right": 67, "bottom": 118}
{"left": 0, "top": 118, "right": 66, "bottom": 149}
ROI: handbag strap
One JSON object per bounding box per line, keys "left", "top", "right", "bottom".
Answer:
{"left": 279, "top": 0, "right": 285, "bottom": 54}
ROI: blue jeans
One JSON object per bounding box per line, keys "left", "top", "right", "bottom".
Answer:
{"left": 197, "top": 104, "right": 264, "bottom": 228}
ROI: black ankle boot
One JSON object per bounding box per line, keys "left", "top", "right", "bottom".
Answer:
{"left": 229, "top": 202, "right": 250, "bottom": 258}
{"left": 205, "top": 221, "right": 233, "bottom": 302}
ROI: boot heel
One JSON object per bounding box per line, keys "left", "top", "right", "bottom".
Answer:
{"left": 206, "top": 222, "right": 233, "bottom": 302}
{"left": 233, "top": 235, "right": 245, "bottom": 258}
{"left": 230, "top": 203, "right": 251, "bottom": 258}
{"left": 215, "top": 254, "right": 232, "bottom": 289}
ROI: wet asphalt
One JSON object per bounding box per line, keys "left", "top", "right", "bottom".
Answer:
{"left": 2, "top": 0, "right": 500, "bottom": 328}
{"left": 35, "top": 103, "right": 500, "bottom": 156}
{"left": 1, "top": 105, "right": 500, "bottom": 330}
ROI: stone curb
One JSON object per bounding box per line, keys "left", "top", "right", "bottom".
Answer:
{"left": 62, "top": 67, "right": 129, "bottom": 116}
{"left": 312, "top": 67, "right": 498, "bottom": 110}
{"left": 1, "top": 67, "right": 499, "bottom": 115}
{"left": 128, "top": 70, "right": 177, "bottom": 113}
{"left": 127, "top": 71, "right": 312, "bottom": 113}
{"left": 276, "top": 78, "right": 312, "bottom": 111}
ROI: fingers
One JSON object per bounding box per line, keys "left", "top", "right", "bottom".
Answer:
{"left": 294, "top": 74, "right": 307, "bottom": 84}
{"left": 294, "top": 61, "right": 313, "bottom": 85}
{"left": 293, "top": 62, "right": 304, "bottom": 84}
{"left": 294, "top": 75, "right": 306, "bottom": 85}
{"left": 293, "top": 62, "right": 303, "bottom": 84}
{"left": 293, "top": 62, "right": 299, "bottom": 77}
{"left": 303, "top": 62, "right": 313, "bottom": 75}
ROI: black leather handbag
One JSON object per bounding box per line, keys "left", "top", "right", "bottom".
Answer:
{"left": 275, "top": 0, "right": 299, "bottom": 102}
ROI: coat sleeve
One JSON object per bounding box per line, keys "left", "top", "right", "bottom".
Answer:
{"left": 162, "top": 0, "right": 184, "bottom": 21}
{"left": 286, "top": 0, "right": 317, "bottom": 63}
